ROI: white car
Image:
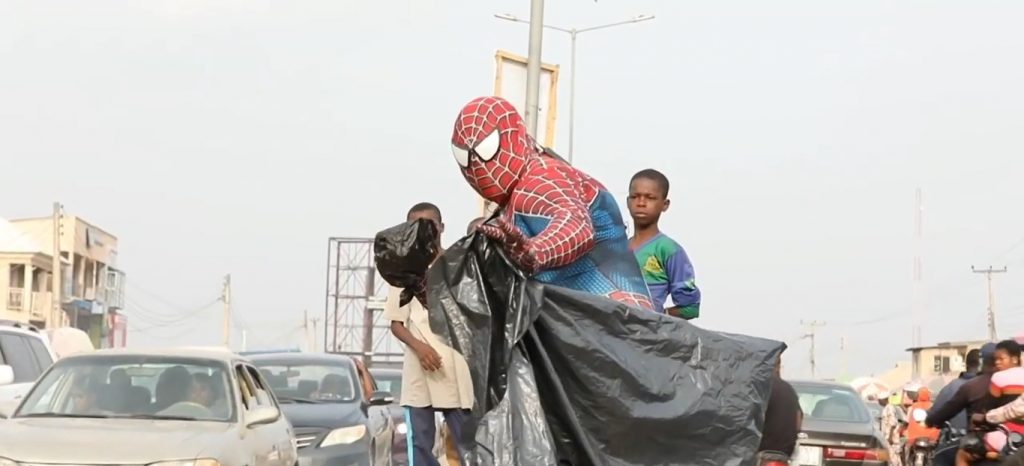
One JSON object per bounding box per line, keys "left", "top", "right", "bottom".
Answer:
{"left": 0, "top": 321, "right": 57, "bottom": 415}
{"left": 0, "top": 347, "right": 298, "bottom": 466}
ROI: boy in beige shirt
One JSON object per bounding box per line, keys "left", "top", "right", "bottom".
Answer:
{"left": 385, "top": 202, "right": 473, "bottom": 466}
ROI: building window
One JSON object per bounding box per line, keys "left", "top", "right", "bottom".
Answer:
{"left": 934, "top": 356, "right": 951, "bottom": 373}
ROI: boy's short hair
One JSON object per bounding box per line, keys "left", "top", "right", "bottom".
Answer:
{"left": 997, "top": 339, "right": 1022, "bottom": 358}
{"left": 630, "top": 169, "right": 670, "bottom": 198}
{"left": 407, "top": 202, "right": 443, "bottom": 222}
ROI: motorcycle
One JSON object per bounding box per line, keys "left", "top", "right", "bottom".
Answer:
{"left": 960, "top": 423, "right": 1024, "bottom": 466}
{"left": 930, "top": 422, "right": 965, "bottom": 466}
{"left": 907, "top": 436, "right": 937, "bottom": 466}
{"left": 905, "top": 404, "right": 938, "bottom": 466}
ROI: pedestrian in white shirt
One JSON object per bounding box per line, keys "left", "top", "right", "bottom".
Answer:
{"left": 386, "top": 202, "right": 474, "bottom": 466}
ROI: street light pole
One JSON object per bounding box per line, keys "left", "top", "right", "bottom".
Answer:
{"left": 524, "top": 0, "right": 545, "bottom": 138}
{"left": 568, "top": 30, "right": 577, "bottom": 164}
{"left": 495, "top": 14, "right": 655, "bottom": 165}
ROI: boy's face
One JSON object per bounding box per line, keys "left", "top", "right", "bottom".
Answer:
{"left": 994, "top": 349, "right": 1020, "bottom": 371}
{"left": 408, "top": 210, "right": 444, "bottom": 236}
{"left": 627, "top": 178, "right": 670, "bottom": 228}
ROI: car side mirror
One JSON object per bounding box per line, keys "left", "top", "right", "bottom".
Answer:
{"left": 0, "top": 365, "right": 14, "bottom": 386}
{"left": 246, "top": 406, "right": 280, "bottom": 428}
{"left": 368, "top": 390, "right": 394, "bottom": 407}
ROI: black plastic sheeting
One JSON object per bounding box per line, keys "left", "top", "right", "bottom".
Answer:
{"left": 374, "top": 218, "right": 439, "bottom": 306}
{"left": 376, "top": 220, "right": 785, "bottom": 466}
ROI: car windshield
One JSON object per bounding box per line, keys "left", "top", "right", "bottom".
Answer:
{"left": 372, "top": 372, "right": 402, "bottom": 401}
{"left": 253, "top": 360, "right": 357, "bottom": 403}
{"left": 794, "top": 384, "right": 871, "bottom": 423}
{"left": 15, "top": 355, "right": 234, "bottom": 422}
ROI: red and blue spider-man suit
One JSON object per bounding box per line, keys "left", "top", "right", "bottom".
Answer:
{"left": 450, "top": 96, "right": 654, "bottom": 311}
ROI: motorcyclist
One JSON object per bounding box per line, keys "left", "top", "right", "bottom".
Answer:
{"left": 896, "top": 384, "right": 924, "bottom": 464}
{"left": 957, "top": 340, "right": 1023, "bottom": 466}
{"left": 905, "top": 387, "right": 941, "bottom": 464}
{"left": 926, "top": 343, "right": 998, "bottom": 466}
{"left": 933, "top": 349, "right": 982, "bottom": 431}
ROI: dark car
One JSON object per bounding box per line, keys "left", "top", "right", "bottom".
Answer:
{"left": 863, "top": 401, "right": 883, "bottom": 430}
{"left": 250, "top": 353, "right": 395, "bottom": 466}
{"left": 370, "top": 367, "right": 408, "bottom": 466}
{"left": 791, "top": 380, "right": 889, "bottom": 466}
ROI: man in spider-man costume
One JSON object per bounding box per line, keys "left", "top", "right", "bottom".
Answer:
{"left": 450, "top": 96, "right": 654, "bottom": 311}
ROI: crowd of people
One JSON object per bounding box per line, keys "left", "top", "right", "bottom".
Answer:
{"left": 872, "top": 339, "right": 1024, "bottom": 466}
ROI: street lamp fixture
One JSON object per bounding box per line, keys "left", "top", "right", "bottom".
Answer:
{"left": 494, "top": 13, "right": 656, "bottom": 165}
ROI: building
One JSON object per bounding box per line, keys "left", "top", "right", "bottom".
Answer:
{"left": 906, "top": 340, "right": 988, "bottom": 380}
{"left": 0, "top": 217, "right": 56, "bottom": 327}
{"left": 0, "top": 214, "right": 127, "bottom": 348}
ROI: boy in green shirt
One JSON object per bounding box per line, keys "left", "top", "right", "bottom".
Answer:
{"left": 627, "top": 169, "right": 701, "bottom": 319}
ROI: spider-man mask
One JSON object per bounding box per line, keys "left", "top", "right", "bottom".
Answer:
{"left": 450, "top": 96, "right": 536, "bottom": 206}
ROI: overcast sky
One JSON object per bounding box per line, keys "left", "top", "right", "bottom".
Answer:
{"left": 3, "top": 0, "right": 1024, "bottom": 380}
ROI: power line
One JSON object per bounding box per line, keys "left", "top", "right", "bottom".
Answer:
{"left": 128, "top": 317, "right": 206, "bottom": 339}
{"left": 124, "top": 296, "right": 221, "bottom": 327}
{"left": 128, "top": 281, "right": 210, "bottom": 312}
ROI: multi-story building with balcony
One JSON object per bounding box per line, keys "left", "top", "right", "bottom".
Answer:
{"left": 0, "top": 218, "right": 56, "bottom": 327}
{"left": 0, "top": 214, "right": 127, "bottom": 349}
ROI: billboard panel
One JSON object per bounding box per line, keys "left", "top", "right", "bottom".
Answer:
{"left": 481, "top": 50, "right": 560, "bottom": 216}
{"left": 493, "top": 50, "right": 560, "bottom": 147}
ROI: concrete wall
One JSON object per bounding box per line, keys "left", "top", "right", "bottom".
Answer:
{"left": 913, "top": 346, "right": 972, "bottom": 379}
{"left": 10, "top": 216, "right": 118, "bottom": 266}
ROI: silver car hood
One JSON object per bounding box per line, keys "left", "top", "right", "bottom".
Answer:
{"left": 0, "top": 417, "right": 234, "bottom": 464}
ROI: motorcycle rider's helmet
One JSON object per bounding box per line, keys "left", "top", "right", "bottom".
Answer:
{"left": 903, "top": 382, "right": 922, "bottom": 404}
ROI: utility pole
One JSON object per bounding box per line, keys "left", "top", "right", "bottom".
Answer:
{"left": 840, "top": 336, "right": 847, "bottom": 381}
{"left": 912, "top": 188, "right": 924, "bottom": 347}
{"left": 523, "top": 0, "right": 545, "bottom": 137}
{"left": 303, "top": 309, "right": 320, "bottom": 352}
{"left": 222, "top": 274, "right": 232, "bottom": 348}
{"left": 50, "top": 202, "right": 63, "bottom": 329}
{"left": 972, "top": 266, "right": 1007, "bottom": 341}
{"left": 311, "top": 317, "right": 320, "bottom": 353}
{"left": 801, "top": 320, "right": 826, "bottom": 379}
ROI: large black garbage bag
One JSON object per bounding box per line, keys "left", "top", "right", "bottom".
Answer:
{"left": 374, "top": 218, "right": 439, "bottom": 306}
{"left": 424, "top": 232, "right": 786, "bottom": 466}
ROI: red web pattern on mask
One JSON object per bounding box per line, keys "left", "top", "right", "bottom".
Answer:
{"left": 451, "top": 97, "right": 532, "bottom": 204}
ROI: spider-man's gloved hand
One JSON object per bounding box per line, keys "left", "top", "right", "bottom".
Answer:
{"left": 477, "top": 218, "right": 541, "bottom": 275}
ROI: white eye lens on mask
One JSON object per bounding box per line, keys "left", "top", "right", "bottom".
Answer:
{"left": 474, "top": 131, "right": 500, "bottom": 161}
{"left": 451, "top": 144, "right": 470, "bottom": 167}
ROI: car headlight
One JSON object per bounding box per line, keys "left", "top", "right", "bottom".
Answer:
{"left": 396, "top": 422, "right": 408, "bottom": 435}
{"left": 0, "top": 457, "right": 20, "bottom": 466}
{"left": 149, "top": 460, "right": 221, "bottom": 466}
{"left": 320, "top": 425, "right": 367, "bottom": 447}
